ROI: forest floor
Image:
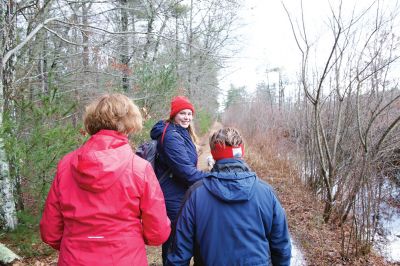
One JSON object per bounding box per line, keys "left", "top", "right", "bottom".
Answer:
{"left": 7, "top": 121, "right": 399, "bottom": 265}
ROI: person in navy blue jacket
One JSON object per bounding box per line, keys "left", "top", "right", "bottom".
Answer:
{"left": 166, "top": 127, "right": 292, "bottom": 266}
{"left": 151, "top": 95, "right": 207, "bottom": 264}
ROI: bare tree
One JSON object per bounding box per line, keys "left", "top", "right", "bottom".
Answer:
{"left": 0, "top": 0, "right": 241, "bottom": 229}
{"left": 283, "top": 0, "right": 400, "bottom": 256}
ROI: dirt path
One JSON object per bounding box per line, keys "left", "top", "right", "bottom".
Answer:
{"left": 197, "top": 121, "right": 222, "bottom": 170}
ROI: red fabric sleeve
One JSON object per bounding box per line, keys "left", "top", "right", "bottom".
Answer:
{"left": 40, "top": 171, "right": 64, "bottom": 250}
{"left": 140, "top": 163, "right": 171, "bottom": 246}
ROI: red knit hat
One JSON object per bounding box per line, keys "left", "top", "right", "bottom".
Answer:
{"left": 170, "top": 96, "right": 195, "bottom": 118}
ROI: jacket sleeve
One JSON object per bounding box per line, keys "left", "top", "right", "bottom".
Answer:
{"left": 40, "top": 171, "right": 64, "bottom": 250}
{"left": 165, "top": 195, "right": 195, "bottom": 266}
{"left": 269, "top": 194, "right": 292, "bottom": 266}
{"left": 140, "top": 163, "right": 171, "bottom": 246}
{"left": 162, "top": 133, "right": 206, "bottom": 186}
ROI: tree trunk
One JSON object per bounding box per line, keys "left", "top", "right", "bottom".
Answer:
{"left": 143, "top": 2, "right": 155, "bottom": 60}
{"left": 187, "top": 0, "right": 193, "bottom": 96}
{"left": 0, "top": 156, "right": 17, "bottom": 230}
{"left": 152, "top": 16, "right": 168, "bottom": 63}
{"left": 0, "top": 0, "right": 18, "bottom": 230}
{"left": 38, "top": 30, "right": 49, "bottom": 94}
{"left": 120, "top": 0, "right": 129, "bottom": 92}
{"left": 175, "top": 14, "right": 179, "bottom": 79}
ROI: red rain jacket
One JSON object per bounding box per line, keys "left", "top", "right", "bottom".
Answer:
{"left": 40, "top": 130, "right": 171, "bottom": 265}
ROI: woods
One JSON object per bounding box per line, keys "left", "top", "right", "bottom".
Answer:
{"left": 0, "top": 0, "right": 239, "bottom": 231}
{"left": 222, "top": 0, "right": 400, "bottom": 262}
{"left": 284, "top": 0, "right": 400, "bottom": 257}
{"left": 0, "top": 0, "right": 399, "bottom": 264}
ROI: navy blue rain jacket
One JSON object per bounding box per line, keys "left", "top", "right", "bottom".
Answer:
{"left": 150, "top": 120, "right": 207, "bottom": 221}
{"left": 166, "top": 158, "right": 292, "bottom": 266}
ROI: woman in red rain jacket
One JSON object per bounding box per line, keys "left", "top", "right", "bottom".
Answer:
{"left": 40, "top": 93, "right": 171, "bottom": 266}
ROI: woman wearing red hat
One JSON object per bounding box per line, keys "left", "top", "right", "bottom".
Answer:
{"left": 150, "top": 95, "right": 207, "bottom": 264}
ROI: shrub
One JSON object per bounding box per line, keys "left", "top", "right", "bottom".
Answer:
{"left": 196, "top": 109, "right": 213, "bottom": 135}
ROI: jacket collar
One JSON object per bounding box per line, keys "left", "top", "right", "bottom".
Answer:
{"left": 211, "top": 158, "right": 251, "bottom": 173}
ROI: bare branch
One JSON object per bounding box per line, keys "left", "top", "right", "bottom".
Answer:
{"left": 44, "top": 26, "right": 86, "bottom": 46}
{"left": 2, "top": 17, "right": 60, "bottom": 68}
{"left": 374, "top": 114, "right": 400, "bottom": 155}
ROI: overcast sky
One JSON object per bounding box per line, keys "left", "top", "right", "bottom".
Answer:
{"left": 217, "top": 0, "right": 388, "bottom": 95}
{"left": 218, "top": 0, "right": 302, "bottom": 94}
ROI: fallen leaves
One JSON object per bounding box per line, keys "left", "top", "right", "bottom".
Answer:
{"left": 246, "top": 147, "right": 395, "bottom": 266}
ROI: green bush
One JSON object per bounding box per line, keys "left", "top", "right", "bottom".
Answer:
{"left": 0, "top": 89, "right": 84, "bottom": 258}
{"left": 196, "top": 109, "right": 213, "bottom": 135}
{"left": 1, "top": 89, "right": 84, "bottom": 213}
{"left": 130, "top": 118, "right": 158, "bottom": 147}
{"left": 0, "top": 211, "right": 53, "bottom": 258}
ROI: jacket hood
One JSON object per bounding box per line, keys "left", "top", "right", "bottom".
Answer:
{"left": 203, "top": 171, "right": 257, "bottom": 202}
{"left": 71, "top": 130, "right": 133, "bottom": 192}
{"left": 150, "top": 120, "right": 166, "bottom": 140}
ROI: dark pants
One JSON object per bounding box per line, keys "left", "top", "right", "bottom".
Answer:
{"left": 161, "top": 181, "right": 186, "bottom": 265}
{"left": 162, "top": 202, "right": 180, "bottom": 265}
{"left": 162, "top": 233, "right": 173, "bottom": 265}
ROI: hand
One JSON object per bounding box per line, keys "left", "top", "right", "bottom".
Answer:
{"left": 206, "top": 155, "right": 215, "bottom": 170}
